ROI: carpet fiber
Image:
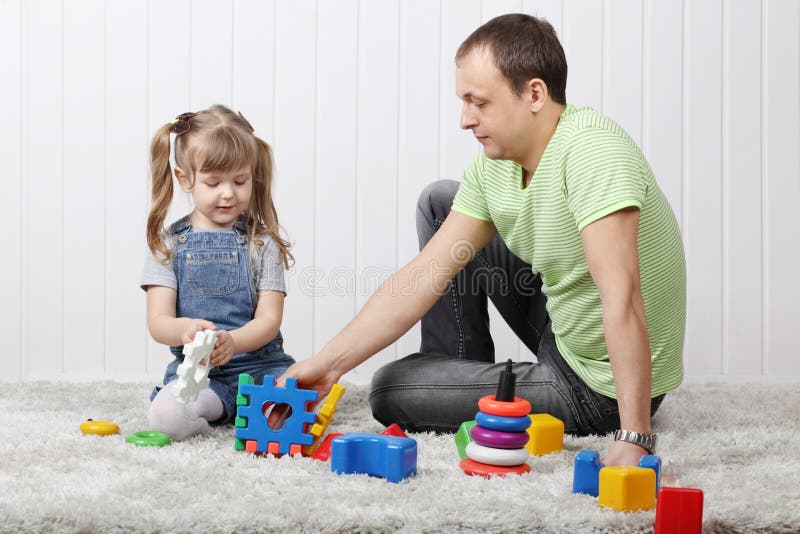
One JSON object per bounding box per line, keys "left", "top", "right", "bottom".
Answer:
{"left": 1, "top": 380, "right": 799, "bottom": 533}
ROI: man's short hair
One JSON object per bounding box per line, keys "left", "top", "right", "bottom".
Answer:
{"left": 456, "top": 13, "right": 567, "bottom": 105}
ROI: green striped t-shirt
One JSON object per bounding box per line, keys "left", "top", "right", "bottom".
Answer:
{"left": 452, "top": 104, "right": 686, "bottom": 398}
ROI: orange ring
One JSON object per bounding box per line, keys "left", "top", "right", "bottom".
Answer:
{"left": 478, "top": 395, "right": 531, "bottom": 418}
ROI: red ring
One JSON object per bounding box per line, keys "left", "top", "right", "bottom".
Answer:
{"left": 478, "top": 395, "right": 531, "bottom": 417}
{"left": 460, "top": 458, "right": 531, "bottom": 477}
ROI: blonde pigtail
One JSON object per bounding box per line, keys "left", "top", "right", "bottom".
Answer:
{"left": 147, "top": 122, "right": 176, "bottom": 264}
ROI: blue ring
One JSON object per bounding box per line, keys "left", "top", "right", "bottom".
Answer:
{"left": 475, "top": 411, "right": 531, "bottom": 432}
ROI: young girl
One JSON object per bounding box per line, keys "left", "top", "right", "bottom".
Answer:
{"left": 141, "top": 105, "right": 294, "bottom": 441}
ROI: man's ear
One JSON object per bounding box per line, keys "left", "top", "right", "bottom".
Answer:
{"left": 527, "top": 78, "right": 548, "bottom": 113}
{"left": 174, "top": 167, "right": 193, "bottom": 193}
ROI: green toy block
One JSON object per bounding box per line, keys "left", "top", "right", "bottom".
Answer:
{"left": 234, "top": 437, "right": 246, "bottom": 451}
{"left": 235, "top": 415, "right": 248, "bottom": 428}
{"left": 237, "top": 373, "right": 254, "bottom": 394}
{"left": 455, "top": 420, "right": 477, "bottom": 459}
{"left": 236, "top": 393, "right": 248, "bottom": 406}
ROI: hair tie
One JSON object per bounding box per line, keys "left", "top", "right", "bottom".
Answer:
{"left": 238, "top": 111, "right": 255, "bottom": 133}
{"left": 169, "top": 112, "right": 197, "bottom": 135}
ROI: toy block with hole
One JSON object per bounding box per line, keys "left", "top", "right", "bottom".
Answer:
{"left": 525, "top": 413, "right": 565, "bottom": 456}
{"left": 301, "top": 383, "right": 346, "bottom": 456}
{"left": 234, "top": 373, "right": 317, "bottom": 455}
{"left": 598, "top": 466, "right": 656, "bottom": 512}
{"left": 331, "top": 433, "right": 417, "bottom": 483}
{"left": 654, "top": 487, "right": 704, "bottom": 534}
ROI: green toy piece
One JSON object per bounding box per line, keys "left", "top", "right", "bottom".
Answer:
{"left": 126, "top": 430, "right": 172, "bottom": 447}
{"left": 455, "top": 420, "right": 477, "bottom": 459}
{"left": 234, "top": 373, "right": 255, "bottom": 450}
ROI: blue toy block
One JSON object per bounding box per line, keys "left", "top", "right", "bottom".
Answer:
{"left": 572, "top": 449, "right": 663, "bottom": 498}
{"left": 234, "top": 374, "right": 318, "bottom": 455}
{"left": 638, "top": 454, "right": 662, "bottom": 497}
{"left": 573, "top": 449, "right": 604, "bottom": 496}
{"left": 331, "top": 433, "right": 417, "bottom": 483}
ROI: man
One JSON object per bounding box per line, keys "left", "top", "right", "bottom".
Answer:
{"left": 280, "top": 14, "right": 685, "bottom": 466}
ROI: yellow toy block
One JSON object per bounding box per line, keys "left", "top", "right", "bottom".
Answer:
{"left": 525, "top": 413, "right": 564, "bottom": 455}
{"left": 301, "top": 383, "right": 346, "bottom": 456}
{"left": 598, "top": 466, "right": 656, "bottom": 512}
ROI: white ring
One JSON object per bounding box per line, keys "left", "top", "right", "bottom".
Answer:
{"left": 465, "top": 442, "right": 529, "bottom": 466}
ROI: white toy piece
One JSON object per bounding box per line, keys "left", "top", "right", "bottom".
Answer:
{"left": 465, "top": 442, "right": 530, "bottom": 466}
{"left": 173, "top": 330, "right": 218, "bottom": 404}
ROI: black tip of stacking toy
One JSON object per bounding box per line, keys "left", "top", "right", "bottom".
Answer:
{"left": 495, "top": 359, "right": 516, "bottom": 402}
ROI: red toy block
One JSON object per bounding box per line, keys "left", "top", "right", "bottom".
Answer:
{"left": 654, "top": 487, "right": 704, "bottom": 534}
{"left": 310, "top": 433, "right": 343, "bottom": 462}
{"left": 245, "top": 440, "right": 258, "bottom": 453}
{"left": 381, "top": 424, "right": 408, "bottom": 438}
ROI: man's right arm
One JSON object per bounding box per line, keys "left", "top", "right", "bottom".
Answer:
{"left": 278, "top": 210, "right": 497, "bottom": 396}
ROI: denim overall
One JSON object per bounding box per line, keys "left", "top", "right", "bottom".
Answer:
{"left": 151, "top": 215, "right": 295, "bottom": 423}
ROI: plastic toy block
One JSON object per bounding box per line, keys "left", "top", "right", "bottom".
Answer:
{"left": 310, "top": 433, "right": 343, "bottom": 462}
{"left": 173, "top": 330, "right": 217, "bottom": 404}
{"left": 459, "top": 457, "right": 531, "bottom": 477}
{"left": 573, "top": 449, "right": 605, "bottom": 496}
{"left": 573, "top": 449, "right": 662, "bottom": 498}
{"left": 654, "top": 487, "right": 704, "bottom": 534}
{"left": 301, "top": 383, "right": 346, "bottom": 456}
{"left": 234, "top": 374, "right": 318, "bottom": 455}
{"left": 381, "top": 423, "right": 408, "bottom": 438}
{"left": 638, "top": 455, "right": 662, "bottom": 497}
{"left": 331, "top": 433, "right": 417, "bottom": 483}
{"left": 525, "top": 413, "right": 565, "bottom": 456}
{"left": 598, "top": 466, "right": 656, "bottom": 512}
{"left": 455, "top": 420, "right": 477, "bottom": 460}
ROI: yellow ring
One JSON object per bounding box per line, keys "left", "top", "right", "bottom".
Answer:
{"left": 80, "top": 420, "right": 120, "bottom": 436}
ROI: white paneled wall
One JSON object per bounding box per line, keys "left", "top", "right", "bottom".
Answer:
{"left": 1, "top": 0, "right": 798, "bottom": 383}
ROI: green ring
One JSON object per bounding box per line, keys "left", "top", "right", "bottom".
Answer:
{"left": 126, "top": 430, "right": 172, "bottom": 447}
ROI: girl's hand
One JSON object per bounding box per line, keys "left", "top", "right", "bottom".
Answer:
{"left": 181, "top": 319, "right": 218, "bottom": 345}
{"left": 210, "top": 331, "right": 237, "bottom": 367}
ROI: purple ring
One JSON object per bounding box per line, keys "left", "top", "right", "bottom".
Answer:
{"left": 470, "top": 424, "right": 530, "bottom": 449}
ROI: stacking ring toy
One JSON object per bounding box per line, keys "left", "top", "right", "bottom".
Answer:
{"left": 470, "top": 425, "right": 530, "bottom": 449}
{"left": 465, "top": 442, "right": 530, "bottom": 466}
{"left": 126, "top": 431, "right": 172, "bottom": 447}
{"left": 475, "top": 411, "right": 531, "bottom": 432}
{"left": 80, "top": 419, "right": 119, "bottom": 436}
{"left": 478, "top": 395, "right": 531, "bottom": 417}
{"left": 459, "top": 457, "right": 531, "bottom": 477}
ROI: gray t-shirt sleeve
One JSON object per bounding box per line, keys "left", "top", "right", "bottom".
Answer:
{"left": 141, "top": 235, "right": 177, "bottom": 291}
{"left": 255, "top": 235, "right": 287, "bottom": 295}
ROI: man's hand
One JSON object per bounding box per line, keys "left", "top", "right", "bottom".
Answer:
{"left": 268, "top": 357, "right": 343, "bottom": 428}
{"left": 602, "top": 439, "right": 649, "bottom": 466}
{"left": 210, "top": 330, "right": 237, "bottom": 367}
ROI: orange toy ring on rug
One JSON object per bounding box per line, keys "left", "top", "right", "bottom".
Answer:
{"left": 80, "top": 420, "right": 119, "bottom": 436}
{"left": 478, "top": 395, "right": 531, "bottom": 418}
{"left": 460, "top": 458, "right": 531, "bottom": 477}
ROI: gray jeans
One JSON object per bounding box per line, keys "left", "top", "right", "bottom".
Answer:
{"left": 368, "top": 180, "right": 663, "bottom": 435}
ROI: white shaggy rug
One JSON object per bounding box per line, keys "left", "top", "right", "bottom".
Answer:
{"left": 1, "top": 380, "right": 799, "bottom": 533}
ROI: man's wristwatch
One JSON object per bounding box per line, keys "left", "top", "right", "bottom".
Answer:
{"left": 613, "top": 429, "right": 657, "bottom": 454}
